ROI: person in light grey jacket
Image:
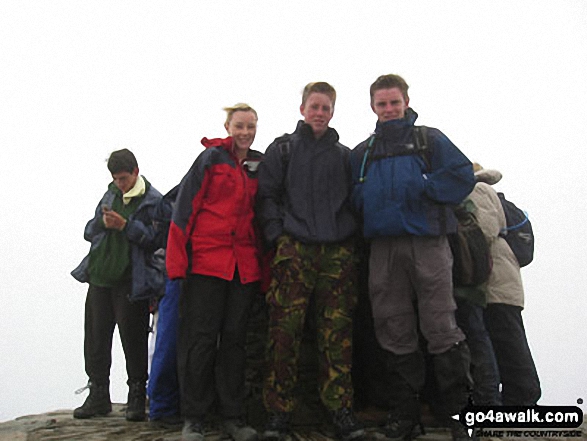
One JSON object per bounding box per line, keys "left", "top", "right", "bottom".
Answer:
{"left": 472, "top": 164, "right": 541, "bottom": 406}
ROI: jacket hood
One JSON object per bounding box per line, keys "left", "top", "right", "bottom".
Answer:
{"left": 475, "top": 168, "right": 502, "bottom": 185}
{"left": 375, "top": 107, "right": 419, "bottom": 132}
{"left": 201, "top": 136, "right": 233, "bottom": 150}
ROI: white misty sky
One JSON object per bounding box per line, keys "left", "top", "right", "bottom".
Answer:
{"left": 1, "top": 0, "right": 586, "bottom": 422}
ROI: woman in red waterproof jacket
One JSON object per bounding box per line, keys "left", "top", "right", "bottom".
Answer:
{"left": 165, "top": 103, "right": 263, "bottom": 441}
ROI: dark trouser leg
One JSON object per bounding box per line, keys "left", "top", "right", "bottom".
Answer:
{"left": 112, "top": 281, "right": 150, "bottom": 384}
{"left": 84, "top": 284, "right": 116, "bottom": 385}
{"left": 216, "top": 277, "right": 257, "bottom": 418}
{"left": 455, "top": 299, "right": 501, "bottom": 405}
{"left": 177, "top": 274, "right": 228, "bottom": 419}
{"left": 484, "top": 303, "right": 541, "bottom": 405}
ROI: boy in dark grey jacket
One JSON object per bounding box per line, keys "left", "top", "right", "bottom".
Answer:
{"left": 257, "top": 82, "right": 363, "bottom": 441}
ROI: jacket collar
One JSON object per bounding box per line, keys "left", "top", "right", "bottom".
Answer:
{"left": 201, "top": 136, "right": 233, "bottom": 150}
{"left": 295, "top": 120, "right": 339, "bottom": 144}
{"left": 374, "top": 107, "right": 419, "bottom": 134}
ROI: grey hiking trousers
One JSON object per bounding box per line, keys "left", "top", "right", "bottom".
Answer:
{"left": 369, "top": 235, "right": 465, "bottom": 355}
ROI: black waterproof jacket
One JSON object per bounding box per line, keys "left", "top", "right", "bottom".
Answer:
{"left": 257, "top": 121, "right": 357, "bottom": 246}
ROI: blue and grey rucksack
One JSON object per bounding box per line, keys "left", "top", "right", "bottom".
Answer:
{"left": 497, "top": 192, "right": 534, "bottom": 267}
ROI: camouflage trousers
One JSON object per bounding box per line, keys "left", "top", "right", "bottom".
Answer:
{"left": 263, "top": 234, "right": 358, "bottom": 412}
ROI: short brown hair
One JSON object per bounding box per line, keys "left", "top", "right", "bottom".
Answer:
{"left": 301, "top": 82, "right": 336, "bottom": 107}
{"left": 223, "top": 103, "right": 258, "bottom": 126}
{"left": 370, "top": 74, "right": 409, "bottom": 104}
{"left": 107, "top": 148, "right": 138, "bottom": 174}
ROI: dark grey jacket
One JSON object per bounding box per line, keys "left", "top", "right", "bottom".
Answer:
{"left": 257, "top": 121, "right": 357, "bottom": 246}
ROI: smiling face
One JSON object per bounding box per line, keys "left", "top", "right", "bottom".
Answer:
{"left": 300, "top": 92, "right": 334, "bottom": 139}
{"left": 225, "top": 110, "right": 257, "bottom": 153}
{"left": 371, "top": 87, "right": 410, "bottom": 123}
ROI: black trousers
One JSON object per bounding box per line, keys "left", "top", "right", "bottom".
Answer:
{"left": 177, "top": 273, "right": 257, "bottom": 419}
{"left": 84, "top": 283, "right": 150, "bottom": 385}
{"left": 455, "top": 299, "right": 501, "bottom": 405}
{"left": 484, "top": 303, "right": 541, "bottom": 405}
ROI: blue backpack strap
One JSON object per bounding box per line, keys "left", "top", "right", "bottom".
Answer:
{"left": 358, "top": 134, "right": 377, "bottom": 183}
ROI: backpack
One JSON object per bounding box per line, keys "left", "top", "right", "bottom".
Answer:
{"left": 497, "top": 192, "right": 534, "bottom": 267}
{"left": 448, "top": 202, "right": 493, "bottom": 287}
{"left": 276, "top": 133, "right": 291, "bottom": 178}
{"left": 152, "top": 185, "right": 179, "bottom": 250}
{"left": 412, "top": 127, "right": 492, "bottom": 286}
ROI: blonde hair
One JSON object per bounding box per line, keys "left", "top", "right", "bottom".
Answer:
{"left": 223, "top": 103, "right": 258, "bottom": 126}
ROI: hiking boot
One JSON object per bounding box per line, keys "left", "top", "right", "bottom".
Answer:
{"left": 223, "top": 417, "right": 258, "bottom": 441}
{"left": 383, "top": 414, "right": 423, "bottom": 441}
{"left": 448, "top": 418, "right": 478, "bottom": 441}
{"left": 262, "top": 412, "right": 291, "bottom": 440}
{"left": 125, "top": 381, "right": 146, "bottom": 422}
{"left": 73, "top": 382, "right": 111, "bottom": 419}
{"left": 182, "top": 419, "right": 206, "bottom": 441}
{"left": 332, "top": 407, "right": 365, "bottom": 441}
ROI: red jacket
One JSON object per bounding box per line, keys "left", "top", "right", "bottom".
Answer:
{"left": 166, "top": 136, "right": 263, "bottom": 284}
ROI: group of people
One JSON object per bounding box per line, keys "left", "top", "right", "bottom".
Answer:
{"left": 71, "top": 74, "right": 540, "bottom": 441}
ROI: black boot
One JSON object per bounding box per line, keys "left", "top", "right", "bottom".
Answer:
{"left": 433, "top": 341, "right": 473, "bottom": 417}
{"left": 125, "top": 380, "right": 146, "bottom": 422}
{"left": 384, "top": 393, "right": 424, "bottom": 441}
{"left": 262, "top": 412, "right": 291, "bottom": 441}
{"left": 73, "top": 381, "right": 111, "bottom": 419}
{"left": 332, "top": 407, "right": 365, "bottom": 441}
{"left": 383, "top": 351, "right": 426, "bottom": 440}
{"left": 447, "top": 418, "right": 478, "bottom": 441}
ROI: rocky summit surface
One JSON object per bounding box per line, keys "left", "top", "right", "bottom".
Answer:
{"left": 0, "top": 404, "right": 585, "bottom": 441}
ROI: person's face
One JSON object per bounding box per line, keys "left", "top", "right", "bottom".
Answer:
{"left": 225, "top": 110, "right": 257, "bottom": 151}
{"left": 371, "top": 87, "right": 409, "bottom": 123}
{"left": 300, "top": 92, "right": 334, "bottom": 138}
{"left": 112, "top": 168, "right": 138, "bottom": 194}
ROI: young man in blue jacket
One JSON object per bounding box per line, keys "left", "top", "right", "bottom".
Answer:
{"left": 71, "top": 148, "right": 165, "bottom": 422}
{"left": 351, "top": 74, "right": 476, "bottom": 441}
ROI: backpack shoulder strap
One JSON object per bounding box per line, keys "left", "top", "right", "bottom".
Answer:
{"left": 413, "top": 125, "right": 432, "bottom": 172}
{"left": 273, "top": 133, "right": 291, "bottom": 185}
{"left": 359, "top": 134, "right": 377, "bottom": 183}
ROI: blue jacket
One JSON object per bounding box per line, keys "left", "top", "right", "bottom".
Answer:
{"left": 71, "top": 178, "right": 166, "bottom": 302}
{"left": 351, "top": 108, "right": 475, "bottom": 238}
